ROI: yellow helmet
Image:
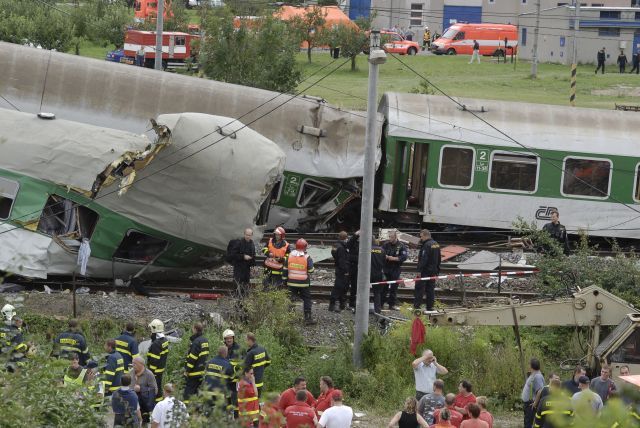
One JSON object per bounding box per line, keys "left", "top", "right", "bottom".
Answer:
{"left": 148, "top": 319, "right": 164, "bottom": 334}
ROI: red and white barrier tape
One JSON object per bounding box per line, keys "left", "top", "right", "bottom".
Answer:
{"left": 370, "top": 270, "right": 538, "bottom": 287}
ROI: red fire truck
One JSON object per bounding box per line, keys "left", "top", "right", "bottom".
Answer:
{"left": 123, "top": 30, "right": 199, "bottom": 69}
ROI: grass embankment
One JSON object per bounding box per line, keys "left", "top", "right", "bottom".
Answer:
{"left": 298, "top": 52, "right": 640, "bottom": 110}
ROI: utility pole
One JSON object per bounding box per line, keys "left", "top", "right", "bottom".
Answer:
{"left": 154, "top": 0, "right": 165, "bottom": 70}
{"left": 389, "top": 0, "right": 394, "bottom": 28}
{"left": 353, "top": 30, "right": 386, "bottom": 369}
{"left": 530, "top": 0, "right": 541, "bottom": 78}
{"left": 570, "top": 1, "right": 580, "bottom": 106}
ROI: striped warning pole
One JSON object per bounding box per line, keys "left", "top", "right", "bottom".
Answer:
{"left": 570, "top": 63, "right": 577, "bottom": 106}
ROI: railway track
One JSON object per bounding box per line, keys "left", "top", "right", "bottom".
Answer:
{"left": 14, "top": 277, "right": 538, "bottom": 305}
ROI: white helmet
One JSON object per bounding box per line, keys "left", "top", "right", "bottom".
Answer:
{"left": 149, "top": 319, "right": 164, "bottom": 334}
{"left": 223, "top": 329, "right": 235, "bottom": 339}
{"left": 1, "top": 304, "right": 16, "bottom": 322}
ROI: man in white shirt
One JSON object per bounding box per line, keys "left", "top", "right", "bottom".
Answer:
{"left": 151, "top": 383, "right": 189, "bottom": 428}
{"left": 318, "top": 391, "right": 353, "bottom": 428}
{"left": 412, "top": 349, "right": 449, "bottom": 400}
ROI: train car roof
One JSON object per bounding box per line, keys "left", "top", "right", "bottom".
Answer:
{"left": 0, "top": 42, "right": 376, "bottom": 179}
{"left": 380, "top": 93, "right": 640, "bottom": 157}
{"left": 0, "top": 108, "right": 151, "bottom": 192}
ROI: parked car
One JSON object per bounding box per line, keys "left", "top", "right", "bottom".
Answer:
{"left": 105, "top": 49, "right": 133, "bottom": 64}
{"left": 381, "top": 31, "right": 420, "bottom": 55}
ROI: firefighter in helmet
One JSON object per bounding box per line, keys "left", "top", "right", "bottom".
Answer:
{"left": 262, "top": 227, "right": 289, "bottom": 288}
{"left": 283, "top": 238, "right": 317, "bottom": 325}
{"left": 147, "top": 319, "right": 169, "bottom": 402}
{"left": 1, "top": 304, "right": 28, "bottom": 370}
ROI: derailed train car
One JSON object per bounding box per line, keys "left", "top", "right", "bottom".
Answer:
{"left": 0, "top": 42, "right": 377, "bottom": 233}
{"left": 0, "top": 109, "right": 285, "bottom": 279}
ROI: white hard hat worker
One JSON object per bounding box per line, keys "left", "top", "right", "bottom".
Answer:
{"left": 223, "top": 329, "right": 235, "bottom": 339}
{"left": 1, "top": 304, "right": 16, "bottom": 322}
{"left": 274, "top": 227, "right": 286, "bottom": 238}
{"left": 148, "top": 319, "right": 164, "bottom": 334}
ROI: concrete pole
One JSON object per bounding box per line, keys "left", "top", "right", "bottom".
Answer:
{"left": 353, "top": 31, "right": 386, "bottom": 369}
{"left": 530, "top": 0, "right": 541, "bottom": 78}
{"left": 154, "top": 0, "right": 165, "bottom": 70}
{"left": 570, "top": 2, "right": 580, "bottom": 106}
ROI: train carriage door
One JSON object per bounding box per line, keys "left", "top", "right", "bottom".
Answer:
{"left": 410, "top": 143, "right": 429, "bottom": 210}
{"left": 392, "top": 141, "right": 428, "bottom": 211}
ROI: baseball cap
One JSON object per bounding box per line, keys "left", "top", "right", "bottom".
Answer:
{"left": 578, "top": 375, "right": 590, "bottom": 384}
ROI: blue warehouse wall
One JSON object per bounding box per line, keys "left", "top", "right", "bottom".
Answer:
{"left": 349, "top": 0, "right": 371, "bottom": 20}
{"left": 442, "top": 5, "right": 482, "bottom": 31}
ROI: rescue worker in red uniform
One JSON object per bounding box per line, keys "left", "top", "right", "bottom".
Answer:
{"left": 238, "top": 366, "right": 260, "bottom": 427}
{"left": 262, "top": 227, "right": 289, "bottom": 288}
{"left": 283, "top": 238, "right": 317, "bottom": 325}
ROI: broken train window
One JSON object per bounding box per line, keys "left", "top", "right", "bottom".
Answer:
{"left": 37, "top": 195, "right": 99, "bottom": 240}
{"left": 295, "top": 179, "right": 336, "bottom": 208}
{"left": 0, "top": 177, "right": 19, "bottom": 220}
{"left": 113, "top": 230, "right": 169, "bottom": 263}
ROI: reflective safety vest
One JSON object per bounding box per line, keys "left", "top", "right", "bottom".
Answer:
{"left": 264, "top": 238, "right": 288, "bottom": 271}
{"left": 64, "top": 368, "right": 87, "bottom": 386}
{"left": 286, "top": 254, "right": 310, "bottom": 287}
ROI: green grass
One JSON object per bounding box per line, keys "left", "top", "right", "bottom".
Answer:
{"left": 296, "top": 51, "right": 640, "bottom": 110}
{"left": 71, "top": 39, "right": 116, "bottom": 60}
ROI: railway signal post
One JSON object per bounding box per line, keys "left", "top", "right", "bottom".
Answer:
{"left": 354, "top": 31, "right": 386, "bottom": 369}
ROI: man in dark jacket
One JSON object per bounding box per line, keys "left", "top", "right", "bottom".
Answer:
{"left": 595, "top": 47, "right": 606, "bottom": 74}
{"left": 382, "top": 230, "right": 408, "bottom": 310}
{"left": 115, "top": 322, "right": 139, "bottom": 370}
{"left": 534, "top": 379, "right": 573, "bottom": 428}
{"left": 111, "top": 374, "right": 141, "bottom": 427}
{"left": 102, "top": 339, "right": 125, "bottom": 396}
{"left": 227, "top": 228, "right": 256, "bottom": 285}
{"left": 147, "top": 319, "right": 169, "bottom": 403}
{"left": 244, "top": 332, "right": 270, "bottom": 397}
{"left": 52, "top": 319, "right": 90, "bottom": 366}
{"left": 617, "top": 50, "right": 628, "bottom": 73}
{"left": 416, "top": 229, "right": 441, "bottom": 312}
{"left": 330, "top": 231, "right": 350, "bottom": 312}
{"left": 204, "top": 346, "right": 234, "bottom": 410}
{"left": 346, "top": 231, "right": 360, "bottom": 311}
{"left": 183, "top": 322, "right": 209, "bottom": 403}
{"left": 371, "top": 239, "right": 386, "bottom": 314}
{"left": 542, "top": 210, "right": 570, "bottom": 255}
{"left": 630, "top": 51, "right": 640, "bottom": 74}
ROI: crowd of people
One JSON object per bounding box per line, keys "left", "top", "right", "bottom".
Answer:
{"left": 227, "top": 227, "right": 442, "bottom": 323}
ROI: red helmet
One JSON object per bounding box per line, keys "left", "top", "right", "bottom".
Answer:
{"left": 274, "top": 227, "right": 286, "bottom": 238}
{"left": 295, "top": 238, "right": 308, "bottom": 251}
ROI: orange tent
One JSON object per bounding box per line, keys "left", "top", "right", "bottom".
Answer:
{"left": 276, "top": 5, "right": 357, "bottom": 29}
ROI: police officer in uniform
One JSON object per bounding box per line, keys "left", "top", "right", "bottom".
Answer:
{"left": 330, "top": 231, "right": 350, "bottom": 312}
{"left": 283, "top": 238, "right": 317, "bottom": 325}
{"left": 183, "top": 322, "right": 209, "bottom": 403}
{"left": 542, "top": 210, "right": 570, "bottom": 255}
{"left": 243, "top": 332, "right": 271, "bottom": 397}
{"left": 262, "top": 227, "right": 289, "bottom": 288}
{"left": 52, "top": 319, "right": 90, "bottom": 366}
{"left": 0, "top": 304, "right": 27, "bottom": 370}
{"left": 382, "top": 230, "right": 408, "bottom": 310}
{"left": 346, "top": 231, "right": 360, "bottom": 311}
{"left": 416, "top": 229, "right": 441, "bottom": 312}
{"left": 147, "top": 319, "right": 169, "bottom": 402}
{"left": 203, "top": 346, "right": 234, "bottom": 412}
{"left": 371, "top": 238, "right": 386, "bottom": 314}
{"left": 115, "top": 322, "right": 139, "bottom": 371}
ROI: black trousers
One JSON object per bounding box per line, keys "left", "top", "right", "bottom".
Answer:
{"left": 631, "top": 63, "right": 639, "bottom": 73}
{"left": 184, "top": 376, "right": 202, "bottom": 402}
{"left": 348, "top": 263, "right": 358, "bottom": 307}
{"left": 373, "top": 284, "right": 384, "bottom": 313}
{"left": 289, "top": 286, "right": 312, "bottom": 313}
{"left": 137, "top": 391, "right": 155, "bottom": 423}
{"left": 595, "top": 60, "right": 605, "bottom": 74}
{"left": 382, "top": 271, "right": 401, "bottom": 307}
{"left": 154, "top": 373, "right": 164, "bottom": 402}
{"left": 620, "top": 65, "right": 626, "bottom": 73}
{"left": 414, "top": 279, "right": 436, "bottom": 311}
{"left": 331, "top": 274, "right": 348, "bottom": 307}
{"left": 263, "top": 272, "right": 284, "bottom": 288}
{"left": 523, "top": 401, "right": 535, "bottom": 428}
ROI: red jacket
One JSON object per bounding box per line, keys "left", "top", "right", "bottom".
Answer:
{"left": 315, "top": 388, "right": 343, "bottom": 414}
{"left": 278, "top": 387, "right": 316, "bottom": 411}
{"left": 284, "top": 403, "right": 316, "bottom": 428}
{"left": 259, "top": 402, "right": 285, "bottom": 428}
{"left": 434, "top": 406, "right": 464, "bottom": 428}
